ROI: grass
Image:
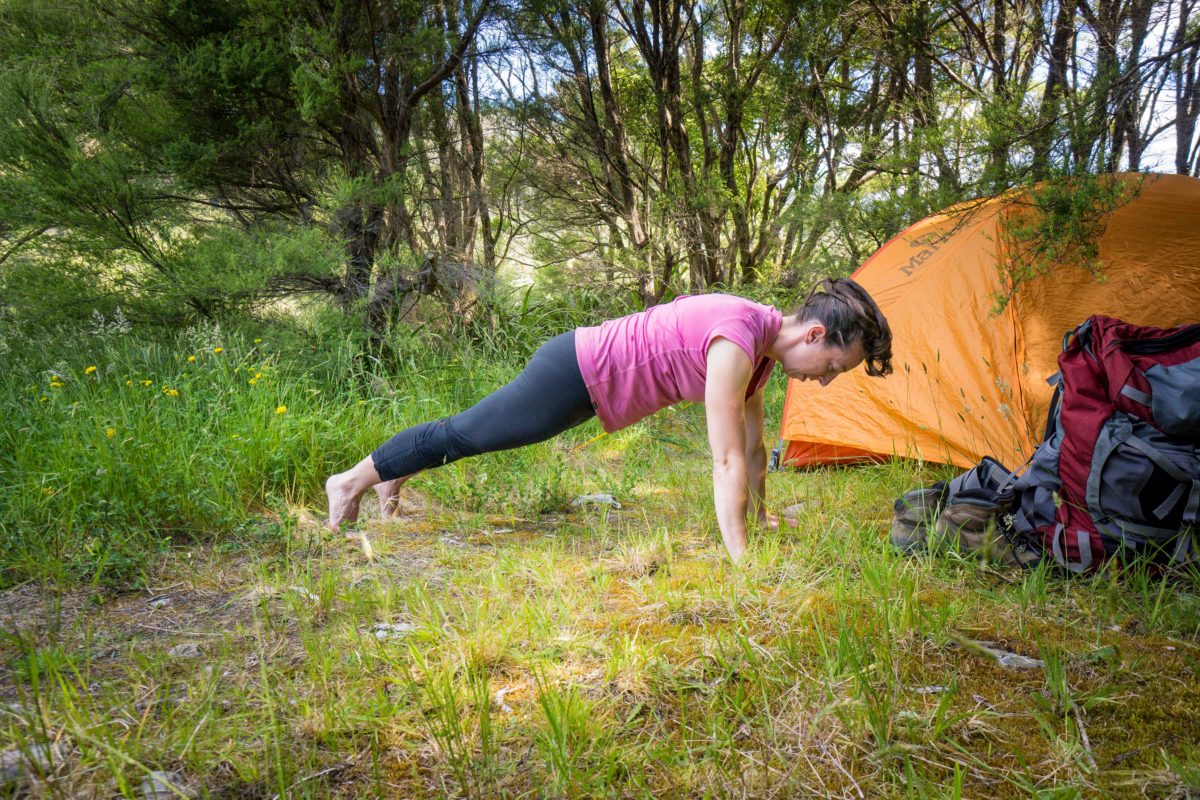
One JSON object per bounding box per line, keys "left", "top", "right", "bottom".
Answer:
{"left": 1, "top": 323, "right": 1199, "bottom": 797}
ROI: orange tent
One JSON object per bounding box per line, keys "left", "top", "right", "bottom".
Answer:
{"left": 777, "top": 173, "right": 1200, "bottom": 470}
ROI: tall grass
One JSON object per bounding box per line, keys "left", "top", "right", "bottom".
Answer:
{"left": 0, "top": 308, "right": 604, "bottom": 586}
{"left": 1, "top": 311, "right": 1199, "bottom": 798}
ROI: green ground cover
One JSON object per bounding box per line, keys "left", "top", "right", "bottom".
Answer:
{"left": 1, "top": 326, "right": 1198, "bottom": 798}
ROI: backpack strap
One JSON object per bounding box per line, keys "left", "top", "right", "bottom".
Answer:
{"left": 1172, "top": 527, "right": 1198, "bottom": 564}
{"left": 1120, "top": 436, "right": 1200, "bottom": 524}
{"left": 1043, "top": 373, "right": 1063, "bottom": 441}
{"left": 1119, "top": 384, "right": 1152, "bottom": 408}
{"left": 1120, "top": 435, "right": 1189, "bottom": 480}
{"left": 1051, "top": 523, "right": 1094, "bottom": 573}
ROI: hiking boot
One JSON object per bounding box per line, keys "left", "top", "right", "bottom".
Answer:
{"left": 995, "top": 533, "right": 1043, "bottom": 568}
{"left": 891, "top": 486, "right": 944, "bottom": 554}
{"left": 934, "top": 499, "right": 998, "bottom": 554}
{"left": 934, "top": 500, "right": 1041, "bottom": 568}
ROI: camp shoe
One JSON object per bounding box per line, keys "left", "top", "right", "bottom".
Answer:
{"left": 891, "top": 486, "right": 944, "bottom": 554}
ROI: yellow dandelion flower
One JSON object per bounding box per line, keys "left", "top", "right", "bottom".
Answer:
{"left": 125, "top": 380, "right": 133, "bottom": 386}
{"left": 187, "top": 355, "right": 196, "bottom": 363}
{"left": 231, "top": 433, "right": 240, "bottom": 439}
{"left": 248, "top": 378, "right": 257, "bottom": 386}
{"left": 106, "top": 427, "right": 116, "bottom": 438}
{"left": 39, "top": 396, "right": 49, "bottom": 402}
{"left": 275, "top": 405, "right": 287, "bottom": 415}
{"left": 163, "top": 388, "right": 180, "bottom": 397}
{"left": 42, "top": 487, "right": 53, "bottom": 495}
{"left": 49, "top": 380, "right": 64, "bottom": 388}
{"left": 141, "top": 380, "right": 152, "bottom": 386}
{"left": 213, "top": 347, "right": 223, "bottom": 354}
{"left": 254, "top": 338, "right": 262, "bottom": 344}
{"left": 84, "top": 365, "right": 97, "bottom": 375}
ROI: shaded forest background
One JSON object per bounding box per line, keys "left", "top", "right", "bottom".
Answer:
{"left": 0, "top": 0, "right": 1198, "bottom": 337}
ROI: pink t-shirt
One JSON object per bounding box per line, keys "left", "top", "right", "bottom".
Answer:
{"left": 575, "top": 294, "right": 783, "bottom": 432}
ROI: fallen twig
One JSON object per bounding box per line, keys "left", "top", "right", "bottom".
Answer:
{"left": 1073, "top": 705, "right": 1098, "bottom": 772}
{"left": 269, "top": 762, "right": 351, "bottom": 800}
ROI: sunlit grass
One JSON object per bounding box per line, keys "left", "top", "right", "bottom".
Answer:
{"left": 1, "top": 326, "right": 1198, "bottom": 797}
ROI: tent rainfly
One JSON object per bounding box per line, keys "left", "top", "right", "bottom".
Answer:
{"left": 776, "top": 173, "right": 1200, "bottom": 470}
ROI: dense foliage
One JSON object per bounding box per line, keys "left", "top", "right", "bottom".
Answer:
{"left": 1, "top": 0, "right": 1196, "bottom": 332}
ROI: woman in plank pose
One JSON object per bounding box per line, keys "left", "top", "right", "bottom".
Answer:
{"left": 326, "top": 277, "right": 892, "bottom": 562}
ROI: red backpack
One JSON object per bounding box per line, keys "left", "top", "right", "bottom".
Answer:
{"left": 893, "top": 315, "right": 1200, "bottom": 572}
{"left": 1030, "top": 315, "right": 1200, "bottom": 571}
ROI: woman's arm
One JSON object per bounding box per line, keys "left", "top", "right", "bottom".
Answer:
{"left": 705, "top": 339, "right": 754, "bottom": 562}
{"left": 744, "top": 389, "right": 769, "bottom": 525}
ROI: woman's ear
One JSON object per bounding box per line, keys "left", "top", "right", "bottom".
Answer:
{"left": 804, "top": 323, "right": 826, "bottom": 346}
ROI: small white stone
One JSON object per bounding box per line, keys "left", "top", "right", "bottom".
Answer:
{"left": 287, "top": 586, "right": 318, "bottom": 603}
{"left": 369, "top": 622, "right": 415, "bottom": 641}
{"left": 140, "top": 770, "right": 191, "bottom": 799}
{"left": 572, "top": 493, "right": 622, "bottom": 509}
{"left": 0, "top": 742, "right": 62, "bottom": 783}
{"left": 167, "top": 643, "right": 201, "bottom": 659}
{"left": 781, "top": 501, "right": 810, "bottom": 517}
{"left": 0, "top": 749, "right": 22, "bottom": 783}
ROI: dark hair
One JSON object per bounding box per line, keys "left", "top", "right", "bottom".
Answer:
{"left": 793, "top": 277, "right": 893, "bottom": 377}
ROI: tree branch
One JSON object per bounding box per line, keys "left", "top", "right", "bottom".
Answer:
{"left": 0, "top": 226, "right": 51, "bottom": 269}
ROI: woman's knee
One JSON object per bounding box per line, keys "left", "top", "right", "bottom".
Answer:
{"left": 434, "top": 417, "right": 488, "bottom": 461}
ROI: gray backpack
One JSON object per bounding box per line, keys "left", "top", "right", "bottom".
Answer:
{"left": 893, "top": 316, "right": 1200, "bottom": 573}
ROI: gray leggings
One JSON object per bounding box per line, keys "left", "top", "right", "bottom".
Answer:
{"left": 370, "top": 331, "right": 596, "bottom": 481}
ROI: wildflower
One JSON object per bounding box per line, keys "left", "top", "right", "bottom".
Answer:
{"left": 275, "top": 405, "right": 287, "bottom": 415}
{"left": 231, "top": 433, "right": 240, "bottom": 439}
{"left": 39, "top": 396, "right": 48, "bottom": 402}
{"left": 125, "top": 380, "right": 133, "bottom": 386}
{"left": 106, "top": 427, "right": 116, "bottom": 438}
{"left": 141, "top": 380, "right": 152, "bottom": 387}
{"left": 49, "top": 380, "right": 64, "bottom": 389}
{"left": 213, "top": 347, "right": 224, "bottom": 354}
{"left": 248, "top": 378, "right": 257, "bottom": 386}
{"left": 42, "top": 487, "right": 53, "bottom": 495}
{"left": 254, "top": 338, "right": 262, "bottom": 344}
{"left": 163, "top": 388, "right": 180, "bottom": 397}
{"left": 84, "top": 365, "right": 97, "bottom": 375}
{"left": 187, "top": 355, "right": 196, "bottom": 363}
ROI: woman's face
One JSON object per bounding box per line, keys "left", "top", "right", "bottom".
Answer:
{"left": 778, "top": 328, "right": 865, "bottom": 387}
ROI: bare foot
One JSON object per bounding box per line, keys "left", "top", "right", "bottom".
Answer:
{"left": 325, "top": 472, "right": 363, "bottom": 533}
{"left": 374, "top": 478, "right": 405, "bottom": 519}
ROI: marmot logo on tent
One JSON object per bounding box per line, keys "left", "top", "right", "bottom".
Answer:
{"left": 898, "top": 239, "right": 941, "bottom": 276}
